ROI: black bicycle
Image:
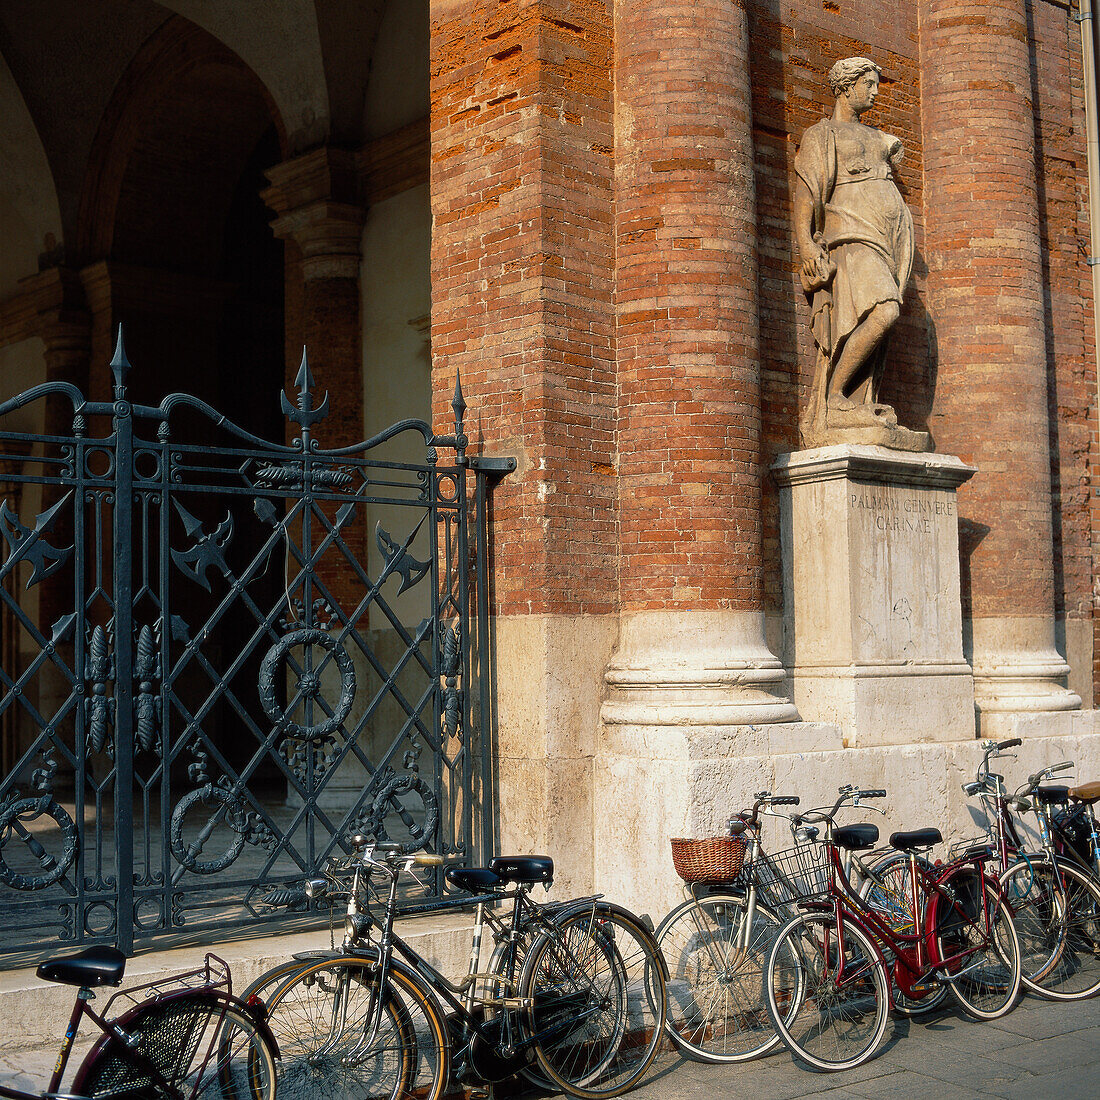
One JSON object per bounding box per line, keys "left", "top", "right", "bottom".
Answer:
{"left": 248, "top": 837, "right": 668, "bottom": 1099}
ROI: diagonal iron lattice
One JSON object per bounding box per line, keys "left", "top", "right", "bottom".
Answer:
{"left": 0, "top": 329, "right": 513, "bottom": 954}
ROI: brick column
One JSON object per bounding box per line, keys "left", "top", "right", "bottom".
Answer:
{"left": 601, "top": 0, "right": 796, "bottom": 727}
{"left": 430, "top": 1, "right": 617, "bottom": 892}
{"left": 264, "top": 148, "right": 366, "bottom": 604}
{"left": 920, "top": 0, "right": 1080, "bottom": 728}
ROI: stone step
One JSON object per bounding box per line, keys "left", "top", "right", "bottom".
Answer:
{"left": 0, "top": 909, "right": 477, "bottom": 1077}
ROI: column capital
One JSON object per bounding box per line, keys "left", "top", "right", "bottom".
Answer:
{"left": 263, "top": 147, "right": 365, "bottom": 280}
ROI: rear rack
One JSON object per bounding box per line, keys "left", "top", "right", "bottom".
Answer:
{"left": 101, "top": 953, "right": 232, "bottom": 1017}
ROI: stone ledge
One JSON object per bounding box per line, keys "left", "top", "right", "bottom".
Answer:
{"left": 0, "top": 909, "right": 477, "bottom": 1056}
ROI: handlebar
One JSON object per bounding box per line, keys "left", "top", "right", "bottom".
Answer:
{"left": 796, "top": 786, "right": 888, "bottom": 825}
{"left": 1024, "top": 761, "right": 1074, "bottom": 789}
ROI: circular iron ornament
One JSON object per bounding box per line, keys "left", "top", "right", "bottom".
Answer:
{"left": 435, "top": 473, "right": 460, "bottom": 505}
{"left": 0, "top": 796, "right": 78, "bottom": 890}
{"left": 363, "top": 773, "right": 439, "bottom": 853}
{"left": 169, "top": 785, "right": 246, "bottom": 874}
{"left": 83, "top": 901, "right": 116, "bottom": 937}
{"left": 258, "top": 629, "right": 356, "bottom": 741}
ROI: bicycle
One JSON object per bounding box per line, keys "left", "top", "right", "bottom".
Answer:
{"left": 966, "top": 738, "right": 1100, "bottom": 1000}
{"left": 763, "top": 786, "right": 1022, "bottom": 1071}
{"left": 253, "top": 837, "right": 668, "bottom": 1099}
{"left": 653, "top": 792, "right": 802, "bottom": 1064}
{"left": 654, "top": 786, "right": 907, "bottom": 1063}
{"left": 0, "top": 950, "right": 276, "bottom": 1100}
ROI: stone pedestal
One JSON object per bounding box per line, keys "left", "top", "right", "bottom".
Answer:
{"left": 774, "top": 445, "right": 977, "bottom": 745}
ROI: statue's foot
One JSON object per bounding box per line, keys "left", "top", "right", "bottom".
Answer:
{"left": 825, "top": 401, "right": 898, "bottom": 430}
{"left": 827, "top": 394, "right": 859, "bottom": 412}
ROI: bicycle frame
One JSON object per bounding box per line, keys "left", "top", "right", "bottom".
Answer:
{"left": 0, "top": 981, "right": 238, "bottom": 1100}
{"left": 805, "top": 834, "right": 1001, "bottom": 1003}
{"left": 327, "top": 850, "right": 616, "bottom": 1074}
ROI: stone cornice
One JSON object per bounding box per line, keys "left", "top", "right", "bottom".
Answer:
{"left": 772, "top": 444, "right": 977, "bottom": 491}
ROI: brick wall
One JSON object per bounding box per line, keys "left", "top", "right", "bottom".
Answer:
{"left": 427, "top": 0, "right": 1095, "bottom": 691}
{"left": 430, "top": 0, "right": 616, "bottom": 618}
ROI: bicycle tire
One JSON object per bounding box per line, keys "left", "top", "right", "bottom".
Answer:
{"left": 765, "top": 909, "right": 890, "bottom": 1072}
{"left": 1000, "top": 855, "right": 1100, "bottom": 1000}
{"left": 264, "top": 955, "right": 448, "bottom": 1100}
{"left": 932, "top": 871, "right": 1021, "bottom": 1020}
{"left": 654, "top": 892, "right": 786, "bottom": 1063}
{"left": 75, "top": 997, "right": 276, "bottom": 1100}
{"left": 520, "top": 903, "right": 667, "bottom": 1098}
{"left": 857, "top": 851, "right": 949, "bottom": 1016}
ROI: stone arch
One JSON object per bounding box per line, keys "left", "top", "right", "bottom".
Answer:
{"left": 0, "top": 52, "right": 63, "bottom": 302}
{"left": 74, "top": 15, "right": 286, "bottom": 433}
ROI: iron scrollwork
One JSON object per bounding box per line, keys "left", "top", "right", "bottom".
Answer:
{"left": 169, "top": 745, "right": 276, "bottom": 874}
{"left": 258, "top": 628, "right": 356, "bottom": 741}
{"left": 0, "top": 795, "right": 79, "bottom": 890}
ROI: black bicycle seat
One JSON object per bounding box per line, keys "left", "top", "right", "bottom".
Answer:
{"left": 487, "top": 855, "right": 554, "bottom": 884}
{"left": 889, "top": 828, "right": 942, "bottom": 851}
{"left": 37, "top": 946, "right": 126, "bottom": 988}
{"left": 445, "top": 867, "right": 503, "bottom": 893}
{"left": 1035, "top": 785, "right": 1070, "bottom": 805}
{"left": 833, "top": 823, "right": 879, "bottom": 850}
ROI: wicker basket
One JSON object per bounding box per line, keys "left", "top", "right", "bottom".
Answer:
{"left": 670, "top": 836, "right": 746, "bottom": 884}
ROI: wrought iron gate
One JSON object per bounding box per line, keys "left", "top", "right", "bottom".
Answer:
{"left": 0, "top": 332, "right": 509, "bottom": 955}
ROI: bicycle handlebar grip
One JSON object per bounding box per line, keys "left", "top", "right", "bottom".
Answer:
{"left": 414, "top": 853, "right": 445, "bottom": 866}
{"left": 770, "top": 796, "right": 800, "bottom": 806}
{"left": 997, "top": 738, "right": 1023, "bottom": 750}
{"left": 861, "top": 789, "right": 887, "bottom": 798}
{"left": 1052, "top": 761, "right": 1074, "bottom": 773}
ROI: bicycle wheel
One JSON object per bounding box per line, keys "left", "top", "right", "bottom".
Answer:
{"left": 932, "top": 871, "right": 1021, "bottom": 1020}
{"left": 858, "top": 852, "right": 949, "bottom": 1016}
{"left": 520, "top": 903, "right": 667, "bottom": 1098}
{"left": 238, "top": 956, "right": 318, "bottom": 1006}
{"left": 1000, "top": 855, "right": 1100, "bottom": 1000}
{"left": 654, "top": 893, "right": 786, "bottom": 1063}
{"left": 76, "top": 998, "right": 276, "bottom": 1100}
{"left": 765, "top": 910, "right": 890, "bottom": 1072}
{"left": 265, "top": 956, "right": 448, "bottom": 1100}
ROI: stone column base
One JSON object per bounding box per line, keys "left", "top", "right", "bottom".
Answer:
{"left": 971, "top": 617, "right": 1082, "bottom": 737}
{"left": 601, "top": 610, "right": 799, "bottom": 727}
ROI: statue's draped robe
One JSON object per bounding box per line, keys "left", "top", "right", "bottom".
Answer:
{"left": 795, "top": 118, "right": 913, "bottom": 425}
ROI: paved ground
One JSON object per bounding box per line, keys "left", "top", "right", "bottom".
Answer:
{"left": 595, "top": 992, "right": 1100, "bottom": 1100}
{"left": 3, "top": 989, "right": 1097, "bottom": 1099}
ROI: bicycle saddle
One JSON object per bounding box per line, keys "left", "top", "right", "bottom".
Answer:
{"left": 37, "top": 946, "right": 126, "bottom": 988}
{"left": 889, "top": 828, "right": 942, "bottom": 851}
{"left": 1035, "top": 785, "right": 1070, "bottom": 805}
{"left": 487, "top": 855, "right": 554, "bottom": 884}
{"left": 1070, "top": 781, "right": 1100, "bottom": 804}
{"left": 833, "top": 823, "right": 878, "bottom": 850}
{"left": 445, "top": 867, "right": 503, "bottom": 893}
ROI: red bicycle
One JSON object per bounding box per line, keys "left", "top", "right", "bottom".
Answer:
{"left": 763, "top": 787, "right": 1022, "bottom": 1071}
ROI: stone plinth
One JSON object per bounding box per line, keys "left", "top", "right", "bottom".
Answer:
{"left": 774, "top": 445, "right": 977, "bottom": 745}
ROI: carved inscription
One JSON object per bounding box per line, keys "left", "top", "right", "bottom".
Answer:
{"left": 849, "top": 490, "right": 954, "bottom": 534}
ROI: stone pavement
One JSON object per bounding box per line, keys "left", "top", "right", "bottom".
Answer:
{"left": 2, "top": 986, "right": 1097, "bottom": 1099}
{"left": 578, "top": 992, "right": 1100, "bottom": 1100}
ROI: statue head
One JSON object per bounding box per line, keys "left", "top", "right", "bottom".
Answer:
{"left": 828, "top": 57, "right": 882, "bottom": 97}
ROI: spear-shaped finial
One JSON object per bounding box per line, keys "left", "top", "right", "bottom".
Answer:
{"left": 452, "top": 372, "right": 468, "bottom": 462}
{"left": 110, "top": 324, "right": 131, "bottom": 398}
{"left": 451, "top": 372, "right": 466, "bottom": 432}
{"left": 280, "top": 345, "right": 329, "bottom": 428}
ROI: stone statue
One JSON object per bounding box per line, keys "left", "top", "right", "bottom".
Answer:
{"left": 794, "top": 57, "right": 928, "bottom": 451}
